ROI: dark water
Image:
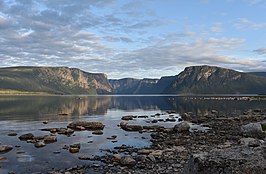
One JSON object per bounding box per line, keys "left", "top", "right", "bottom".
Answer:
{"left": 0, "top": 95, "right": 266, "bottom": 173}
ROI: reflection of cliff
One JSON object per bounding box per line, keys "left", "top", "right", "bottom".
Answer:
{"left": 0, "top": 96, "right": 111, "bottom": 121}
{"left": 0, "top": 96, "right": 266, "bottom": 122}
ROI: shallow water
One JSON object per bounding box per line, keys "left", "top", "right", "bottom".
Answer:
{"left": 0, "top": 95, "right": 265, "bottom": 173}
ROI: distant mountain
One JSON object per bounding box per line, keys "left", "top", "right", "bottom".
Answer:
{"left": 109, "top": 78, "right": 158, "bottom": 94}
{"left": 248, "top": 72, "right": 266, "bottom": 77}
{"left": 0, "top": 66, "right": 112, "bottom": 94}
{"left": 163, "top": 65, "right": 266, "bottom": 94}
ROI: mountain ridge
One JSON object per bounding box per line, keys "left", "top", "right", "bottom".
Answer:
{"left": 0, "top": 65, "right": 266, "bottom": 94}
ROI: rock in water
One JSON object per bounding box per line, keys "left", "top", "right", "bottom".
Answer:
{"left": 120, "top": 156, "right": 136, "bottom": 166}
{"left": 0, "top": 145, "right": 13, "bottom": 153}
{"left": 18, "top": 133, "right": 34, "bottom": 141}
{"left": 34, "top": 141, "right": 46, "bottom": 148}
{"left": 174, "top": 121, "right": 190, "bottom": 132}
{"left": 44, "top": 135, "right": 57, "bottom": 143}
{"left": 67, "top": 121, "right": 105, "bottom": 130}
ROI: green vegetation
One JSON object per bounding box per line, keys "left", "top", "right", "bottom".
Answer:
{"left": 261, "top": 124, "right": 266, "bottom": 131}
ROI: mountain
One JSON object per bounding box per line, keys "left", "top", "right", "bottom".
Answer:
{"left": 164, "top": 65, "right": 266, "bottom": 94}
{"left": 248, "top": 72, "right": 266, "bottom": 77}
{"left": 109, "top": 78, "right": 158, "bottom": 94}
{"left": 1, "top": 65, "right": 266, "bottom": 95}
{"left": 0, "top": 66, "right": 112, "bottom": 94}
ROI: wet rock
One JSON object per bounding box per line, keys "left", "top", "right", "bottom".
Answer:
{"left": 92, "top": 130, "right": 103, "bottom": 135}
{"left": 18, "top": 133, "right": 34, "bottom": 141}
{"left": 0, "top": 145, "right": 13, "bottom": 153}
{"left": 241, "top": 123, "right": 263, "bottom": 136}
{"left": 57, "top": 128, "right": 74, "bottom": 135}
{"left": 173, "top": 122, "right": 190, "bottom": 133}
{"left": 67, "top": 121, "right": 105, "bottom": 130}
{"left": 44, "top": 135, "right": 57, "bottom": 143}
{"left": 120, "top": 121, "right": 128, "bottom": 128}
{"left": 8, "top": 133, "right": 18, "bottom": 136}
{"left": 69, "top": 148, "right": 79, "bottom": 153}
{"left": 121, "top": 115, "right": 136, "bottom": 120}
{"left": 34, "top": 141, "right": 46, "bottom": 148}
{"left": 107, "top": 135, "right": 117, "bottom": 140}
{"left": 120, "top": 156, "right": 136, "bottom": 166}
{"left": 69, "top": 144, "right": 80, "bottom": 153}
{"left": 0, "top": 156, "right": 7, "bottom": 160}
{"left": 43, "top": 121, "right": 48, "bottom": 124}
{"left": 121, "top": 125, "right": 143, "bottom": 131}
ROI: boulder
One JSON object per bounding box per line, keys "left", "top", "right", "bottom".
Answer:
{"left": 0, "top": 145, "right": 13, "bottom": 153}
{"left": 174, "top": 122, "right": 190, "bottom": 132}
{"left": 120, "top": 156, "right": 136, "bottom": 166}
{"left": 67, "top": 121, "right": 105, "bottom": 130}
{"left": 241, "top": 123, "right": 263, "bottom": 136}
{"left": 18, "top": 133, "right": 34, "bottom": 141}
{"left": 44, "top": 135, "right": 57, "bottom": 143}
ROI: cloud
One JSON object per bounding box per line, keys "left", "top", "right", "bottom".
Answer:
{"left": 234, "top": 18, "right": 266, "bottom": 29}
{"left": 254, "top": 48, "right": 266, "bottom": 54}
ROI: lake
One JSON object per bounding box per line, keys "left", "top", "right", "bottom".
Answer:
{"left": 0, "top": 95, "right": 266, "bottom": 173}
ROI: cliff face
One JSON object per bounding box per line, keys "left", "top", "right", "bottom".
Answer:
{"left": 0, "top": 66, "right": 112, "bottom": 94}
{"left": 164, "top": 65, "right": 266, "bottom": 94}
{"left": 109, "top": 78, "right": 159, "bottom": 94}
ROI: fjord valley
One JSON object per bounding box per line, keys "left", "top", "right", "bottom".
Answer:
{"left": 1, "top": 65, "right": 266, "bottom": 95}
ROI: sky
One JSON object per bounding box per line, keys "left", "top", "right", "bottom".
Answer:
{"left": 0, "top": 0, "right": 266, "bottom": 79}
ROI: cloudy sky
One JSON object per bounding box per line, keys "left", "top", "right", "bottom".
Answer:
{"left": 0, "top": 0, "right": 266, "bottom": 79}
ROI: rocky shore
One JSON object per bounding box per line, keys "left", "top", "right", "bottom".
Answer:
{"left": 1, "top": 109, "right": 266, "bottom": 174}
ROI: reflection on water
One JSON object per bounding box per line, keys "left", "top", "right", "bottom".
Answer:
{"left": 0, "top": 95, "right": 266, "bottom": 121}
{"left": 0, "top": 95, "right": 266, "bottom": 173}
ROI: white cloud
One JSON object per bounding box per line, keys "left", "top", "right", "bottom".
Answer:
{"left": 234, "top": 18, "right": 266, "bottom": 29}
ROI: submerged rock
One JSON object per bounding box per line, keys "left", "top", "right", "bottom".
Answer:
{"left": 18, "top": 133, "right": 34, "bottom": 141}
{"left": 0, "top": 145, "right": 13, "bottom": 153}
{"left": 67, "top": 121, "right": 105, "bottom": 130}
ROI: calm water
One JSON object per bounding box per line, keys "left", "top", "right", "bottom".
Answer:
{"left": 0, "top": 95, "right": 266, "bottom": 173}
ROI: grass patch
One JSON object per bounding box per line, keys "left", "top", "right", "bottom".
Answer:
{"left": 261, "top": 124, "right": 266, "bottom": 131}
{"left": 0, "top": 89, "right": 50, "bottom": 95}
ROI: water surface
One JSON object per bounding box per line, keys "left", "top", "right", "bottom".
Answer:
{"left": 0, "top": 95, "right": 265, "bottom": 173}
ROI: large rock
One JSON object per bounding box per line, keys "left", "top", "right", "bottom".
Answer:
{"left": 241, "top": 123, "right": 263, "bottom": 136}
{"left": 67, "top": 121, "right": 105, "bottom": 130}
{"left": 0, "top": 145, "right": 13, "bottom": 153}
{"left": 174, "top": 121, "right": 190, "bottom": 132}
{"left": 121, "top": 125, "right": 143, "bottom": 131}
{"left": 18, "top": 133, "right": 34, "bottom": 141}
{"left": 44, "top": 135, "right": 57, "bottom": 143}
{"left": 120, "top": 156, "right": 136, "bottom": 166}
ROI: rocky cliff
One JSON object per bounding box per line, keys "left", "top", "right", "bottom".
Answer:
{"left": 164, "top": 65, "right": 266, "bottom": 94}
{"left": 0, "top": 66, "right": 112, "bottom": 94}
